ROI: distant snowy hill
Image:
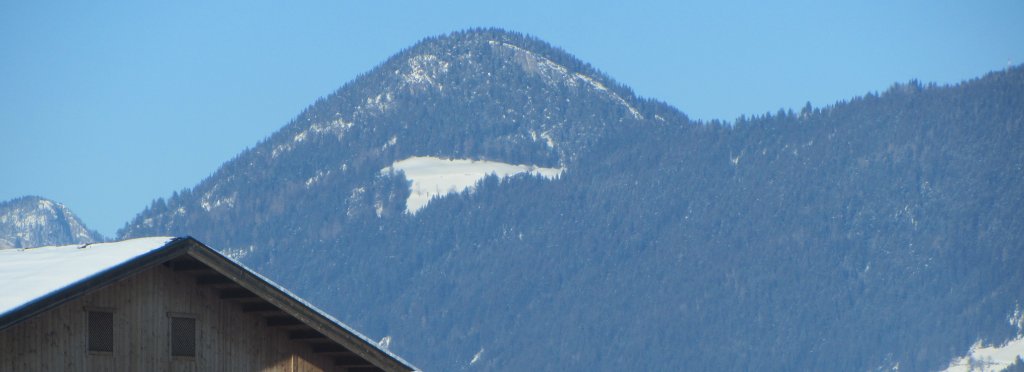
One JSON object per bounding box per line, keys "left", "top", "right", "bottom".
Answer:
{"left": 118, "top": 29, "right": 1024, "bottom": 371}
{"left": 0, "top": 196, "right": 103, "bottom": 249}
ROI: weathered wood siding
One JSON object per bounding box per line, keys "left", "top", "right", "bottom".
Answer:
{"left": 0, "top": 264, "right": 338, "bottom": 371}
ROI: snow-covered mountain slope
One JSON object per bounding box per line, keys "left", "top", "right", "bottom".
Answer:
{"left": 381, "top": 156, "right": 564, "bottom": 214}
{"left": 0, "top": 196, "right": 104, "bottom": 249}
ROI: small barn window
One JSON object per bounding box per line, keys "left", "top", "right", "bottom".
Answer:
{"left": 87, "top": 310, "right": 114, "bottom": 352}
{"left": 169, "top": 315, "right": 196, "bottom": 357}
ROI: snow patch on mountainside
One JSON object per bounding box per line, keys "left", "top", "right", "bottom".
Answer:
{"left": 272, "top": 117, "right": 355, "bottom": 158}
{"left": 530, "top": 129, "right": 557, "bottom": 148}
{"left": 489, "top": 40, "right": 643, "bottom": 120}
{"left": 223, "top": 245, "right": 256, "bottom": 261}
{"left": 943, "top": 307, "right": 1024, "bottom": 372}
{"left": 572, "top": 72, "right": 643, "bottom": 119}
{"left": 381, "top": 156, "right": 564, "bottom": 214}
{"left": 200, "top": 189, "right": 237, "bottom": 212}
{"left": 365, "top": 92, "right": 395, "bottom": 113}
{"left": 470, "top": 348, "right": 484, "bottom": 365}
{"left": 1012, "top": 306, "right": 1024, "bottom": 331}
{"left": 346, "top": 187, "right": 367, "bottom": 217}
{"left": 383, "top": 135, "right": 398, "bottom": 150}
{"left": 305, "top": 170, "right": 331, "bottom": 188}
{"left": 943, "top": 337, "right": 1024, "bottom": 372}
{"left": 401, "top": 54, "right": 449, "bottom": 90}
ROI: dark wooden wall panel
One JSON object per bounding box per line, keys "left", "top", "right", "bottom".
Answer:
{"left": 0, "top": 264, "right": 340, "bottom": 371}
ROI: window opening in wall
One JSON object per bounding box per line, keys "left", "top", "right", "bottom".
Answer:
{"left": 170, "top": 315, "right": 197, "bottom": 357}
{"left": 87, "top": 310, "right": 114, "bottom": 352}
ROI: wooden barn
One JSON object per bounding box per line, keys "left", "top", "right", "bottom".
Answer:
{"left": 0, "top": 237, "right": 418, "bottom": 372}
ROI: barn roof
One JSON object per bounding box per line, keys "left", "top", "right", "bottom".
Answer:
{"left": 0, "top": 236, "right": 418, "bottom": 372}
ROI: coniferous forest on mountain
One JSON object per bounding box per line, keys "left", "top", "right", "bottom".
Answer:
{"left": 6, "top": 29, "right": 1022, "bottom": 371}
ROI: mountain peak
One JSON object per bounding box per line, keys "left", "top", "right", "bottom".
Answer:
{"left": 277, "top": 29, "right": 649, "bottom": 166}
{"left": 119, "top": 29, "right": 656, "bottom": 241}
{"left": 0, "top": 196, "right": 104, "bottom": 248}
{"left": 389, "top": 28, "right": 639, "bottom": 114}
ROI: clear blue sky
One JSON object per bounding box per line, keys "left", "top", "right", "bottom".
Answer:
{"left": 2, "top": 1, "right": 1022, "bottom": 237}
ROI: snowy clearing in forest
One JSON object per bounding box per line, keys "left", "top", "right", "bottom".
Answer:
{"left": 943, "top": 336, "right": 1024, "bottom": 372}
{"left": 381, "top": 156, "right": 564, "bottom": 214}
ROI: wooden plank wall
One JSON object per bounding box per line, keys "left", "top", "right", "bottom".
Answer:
{"left": 0, "top": 264, "right": 339, "bottom": 371}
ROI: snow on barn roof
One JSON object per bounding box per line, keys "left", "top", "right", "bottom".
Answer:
{"left": 0, "top": 236, "right": 419, "bottom": 371}
{"left": 0, "top": 237, "right": 173, "bottom": 317}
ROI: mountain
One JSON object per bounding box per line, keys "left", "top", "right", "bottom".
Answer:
{"left": 0, "top": 196, "right": 104, "bottom": 249}
{"left": 119, "top": 29, "right": 1024, "bottom": 371}
{"left": 120, "top": 28, "right": 652, "bottom": 248}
